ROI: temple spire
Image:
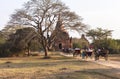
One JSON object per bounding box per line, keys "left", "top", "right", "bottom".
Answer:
{"left": 55, "top": 13, "right": 65, "bottom": 31}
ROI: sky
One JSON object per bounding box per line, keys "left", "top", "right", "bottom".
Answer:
{"left": 0, "top": 0, "right": 120, "bottom": 39}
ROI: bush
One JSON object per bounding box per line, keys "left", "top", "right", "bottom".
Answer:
{"left": 0, "top": 46, "right": 12, "bottom": 57}
{"left": 73, "top": 43, "right": 81, "bottom": 49}
{"left": 93, "top": 39, "right": 120, "bottom": 54}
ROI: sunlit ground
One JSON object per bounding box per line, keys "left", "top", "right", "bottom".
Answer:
{"left": 109, "top": 54, "right": 120, "bottom": 61}
{"left": 0, "top": 52, "right": 119, "bottom": 79}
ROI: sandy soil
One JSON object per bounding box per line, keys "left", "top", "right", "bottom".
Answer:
{"left": 60, "top": 52, "right": 120, "bottom": 75}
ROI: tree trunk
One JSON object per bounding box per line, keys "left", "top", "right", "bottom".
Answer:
{"left": 28, "top": 47, "right": 30, "bottom": 56}
{"left": 38, "top": 27, "right": 49, "bottom": 58}
{"left": 27, "top": 42, "right": 31, "bottom": 56}
{"left": 41, "top": 36, "right": 48, "bottom": 58}
{"left": 44, "top": 47, "right": 48, "bottom": 57}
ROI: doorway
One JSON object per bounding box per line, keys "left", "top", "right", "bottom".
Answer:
{"left": 59, "top": 43, "right": 62, "bottom": 49}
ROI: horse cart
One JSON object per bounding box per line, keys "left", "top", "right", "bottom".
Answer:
{"left": 73, "top": 48, "right": 81, "bottom": 57}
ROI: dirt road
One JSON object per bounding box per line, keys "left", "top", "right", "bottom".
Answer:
{"left": 60, "top": 52, "right": 120, "bottom": 74}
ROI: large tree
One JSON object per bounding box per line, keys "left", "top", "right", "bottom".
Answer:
{"left": 86, "top": 28, "right": 112, "bottom": 42}
{"left": 8, "top": 0, "right": 86, "bottom": 57}
{"left": 86, "top": 28, "right": 113, "bottom": 49}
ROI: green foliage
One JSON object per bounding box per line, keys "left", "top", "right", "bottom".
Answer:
{"left": 108, "top": 39, "right": 120, "bottom": 54}
{"left": 0, "top": 41, "right": 23, "bottom": 57}
{"left": 0, "top": 27, "right": 43, "bottom": 57}
{"left": 86, "top": 28, "right": 112, "bottom": 42}
{"left": 8, "top": 27, "right": 41, "bottom": 52}
{"left": 0, "top": 34, "right": 12, "bottom": 57}
{"left": 0, "top": 38, "right": 6, "bottom": 45}
{"left": 94, "top": 39, "right": 120, "bottom": 54}
{"left": 73, "top": 42, "right": 81, "bottom": 49}
{"left": 0, "top": 43, "right": 12, "bottom": 57}
{"left": 0, "top": 32, "right": 6, "bottom": 44}
{"left": 72, "top": 37, "right": 89, "bottom": 49}
{"left": 29, "top": 39, "right": 43, "bottom": 51}
{"left": 86, "top": 28, "right": 120, "bottom": 54}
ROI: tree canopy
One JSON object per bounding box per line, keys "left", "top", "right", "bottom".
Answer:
{"left": 86, "top": 28, "right": 113, "bottom": 42}
{"left": 7, "top": 0, "right": 87, "bottom": 57}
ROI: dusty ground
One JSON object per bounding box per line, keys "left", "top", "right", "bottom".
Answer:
{"left": 0, "top": 52, "right": 119, "bottom": 79}
{"left": 61, "top": 52, "right": 120, "bottom": 75}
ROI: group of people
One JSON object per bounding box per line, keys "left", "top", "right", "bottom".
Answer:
{"left": 73, "top": 48, "right": 94, "bottom": 59}
{"left": 72, "top": 47, "right": 109, "bottom": 61}
{"left": 94, "top": 47, "right": 109, "bottom": 61}
{"left": 62, "top": 46, "right": 109, "bottom": 61}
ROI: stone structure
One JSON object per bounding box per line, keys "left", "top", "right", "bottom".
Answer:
{"left": 79, "top": 34, "right": 89, "bottom": 48}
{"left": 52, "top": 15, "right": 72, "bottom": 50}
{"left": 52, "top": 15, "right": 89, "bottom": 50}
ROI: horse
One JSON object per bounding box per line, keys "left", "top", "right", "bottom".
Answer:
{"left": 81, "top": 48, "right": 94, "bottom": 59}
{"left": 94, "top": 48, "right": 109, "bottom": 61}
{"left": 73, "top": 48, "right": 81, "bottom": 57}
{"left": 85, "top": 49, "right": 94, "bottom": 59}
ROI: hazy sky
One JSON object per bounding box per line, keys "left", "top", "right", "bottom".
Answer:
{"left": 0, "top": 0, "right": 120, "bottom": 39}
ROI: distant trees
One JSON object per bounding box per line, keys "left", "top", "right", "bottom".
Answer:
{"left": 1, "top": 25, "right": 24, "bottom": 40}
{"left": 86, "top": 28, "right": 112, "bottom": 42}
{"left": 86, "top": 28, "right": 120, "bottom": 54}
{"left": 0, "top": 30, "right": 11, "bottom": 57}
{"left": 0, "top": 25, "right": 27, "bottom": 56}
{"left": 8, "top": 0, "right": 87, "bottom": 57}
{"left": 108, "top": 39, "right": 120, "bottom": 54}
{"left": 0, "top": 32, "right": 6, "bottom": 45}
{"left": 72, "top": 38, "right": 82, "bottom": 48}
{"left": 8, "top": 27, "right": 40, "bottom": 56}
{"left": 0, "top": 27, "right": 41, "bottom": 57}
{"left": 86, "top": 28, "right": 112, "bottom": 48}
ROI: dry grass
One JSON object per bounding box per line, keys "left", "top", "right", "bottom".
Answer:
{"left": 108, "top": 54, "right": 120, "bottom": 61}
{"left": 0, "top": 52, "right": 119, "bottom": 79}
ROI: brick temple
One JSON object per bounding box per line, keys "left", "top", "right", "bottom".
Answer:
{"left": 52, "top": 15, "right": 89, "bottom": 50}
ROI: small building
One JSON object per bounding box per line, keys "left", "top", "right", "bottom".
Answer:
{"left": 79, "top": 34, "right": 89, "bottom": 49}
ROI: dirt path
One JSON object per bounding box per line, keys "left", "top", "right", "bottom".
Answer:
{"left": 60, "top": 52, "right": 120, "bottom": 74}
{"left": 91, "top": 59, "right": 120, "bottom": 68}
